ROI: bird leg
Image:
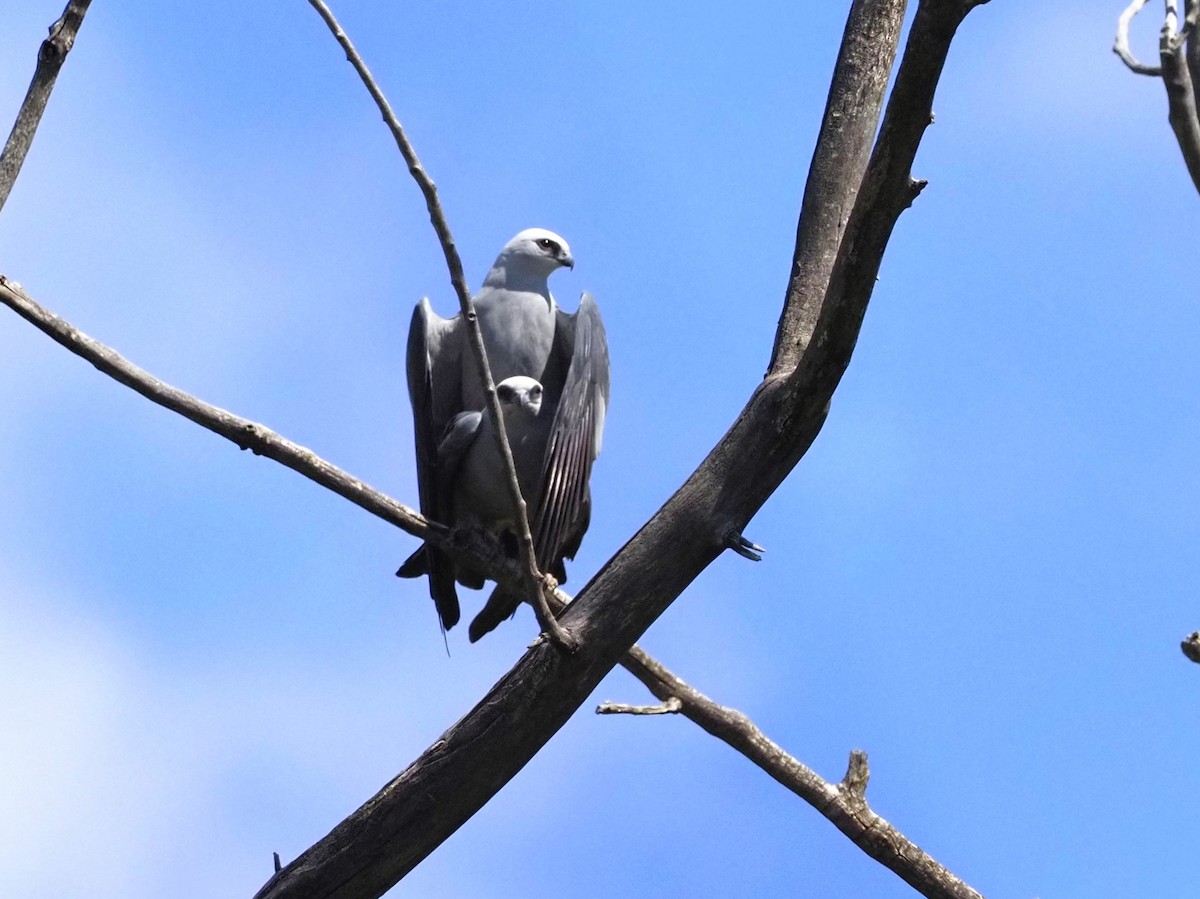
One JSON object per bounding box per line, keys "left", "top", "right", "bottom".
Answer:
{"left": 528, "top": 569, "right": 578, "bottom": 652}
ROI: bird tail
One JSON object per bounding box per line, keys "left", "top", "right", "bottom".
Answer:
{"left": 395, "top": 547, "right": 427, "bottom": 578}
{"left": 398, "top": 545, "right": 461, "bottom": 632}
{"left": 469, "top": 586, "right": 522, "bottom": 642}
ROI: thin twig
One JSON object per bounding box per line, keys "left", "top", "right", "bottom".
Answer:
{"left": 0, "top": 0, "right": 93, "bottom": 214}
{"left": 1114, "top": 0, "right": 1164, "bottom": 75}
{"left": 304, "top": 0, "right": 570, "bottom": 648}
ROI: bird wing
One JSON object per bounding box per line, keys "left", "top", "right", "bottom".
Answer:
{"left": 532, "top": 291, "right": 610, "bottom": 574}
{"left": 404, "top": 298, "right": 464, "bottom": 631}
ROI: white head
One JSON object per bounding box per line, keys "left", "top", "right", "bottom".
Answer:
{"left": 483, "top": 228, "right": 574, "bottom": 289}
{"left": 495, "top": 376, "right": 544, "bottom": 419}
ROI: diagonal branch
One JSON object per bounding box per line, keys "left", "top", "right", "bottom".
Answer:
{"left": 0, "top": 275, "right": 448, "bottom": 557}
{"left": 0, "top": 0, "right": 92, "bottom": 216}
{"left": 770, "top": 0, "right": 907, "bottom": 374}
{"left": 253, "top": 1, "right": 988, "bottom": 897}
{"left": 610, "top": 647, "right": 984, "bottom": 899}
{"left": 304, "top": 0, "right": 568, "bottom": 646}
{"left": 0, "top": 270, "right": 980, "bottom": 898}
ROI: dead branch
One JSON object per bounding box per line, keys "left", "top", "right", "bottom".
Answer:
{"left": 1114, "top": 0, "right": 1200, "bottom": 193}
{"left": 0, "top": 276, "right": 443, "bottom": 548}
{"left": 612, "top": 647, "right": 984, "bottom": 899}
{"left": 0, "top": 0, "right": 92, "bottom": 215}
{"left": 0, "top": 267, "right": 983, "bottom": 898}
{"left": 1114, "top": 0, "right": 1164, "bottom": 75}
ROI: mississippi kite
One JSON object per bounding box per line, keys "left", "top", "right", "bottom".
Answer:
{"left": 398, "top": 228, "right": 610, "bottom": 641}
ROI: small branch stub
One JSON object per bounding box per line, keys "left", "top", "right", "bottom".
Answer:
{"left": 841, "top": 749, "right": 871, "bottom": 801}
{"left": 1182, "top": 631, "right": 1200, "bottom": 663}
{"left": 595, "top": 696, "right": 683, "bottom": 716}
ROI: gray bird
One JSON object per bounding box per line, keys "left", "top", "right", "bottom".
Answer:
{"left": 434, "top": 376, "right": 549, "bottom": 589}
{"left": 398, "top": 228, "right": 610, "bottom": 641}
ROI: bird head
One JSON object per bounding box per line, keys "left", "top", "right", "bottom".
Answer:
{"left": 484, "top": 228, "right": 574, "bottom": 288}
{"left": 496, "top": 376, "right": 544, "bottom": 419}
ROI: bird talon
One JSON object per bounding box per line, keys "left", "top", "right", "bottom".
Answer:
{"left": 724, "top": 529, "right": 764, "bottom": 562}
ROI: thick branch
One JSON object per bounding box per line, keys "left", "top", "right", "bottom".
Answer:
{"left": 254, "top": 2, "right": 985, "bottom": 897}
{"left": 1, "top": 267, "right": 980, "bottom": 897}
{"left": 769, "top": 0, "right": 906, "bottom": 374}
{"left": 0, "top": 0, "right": 92, "bottom": 215}
{"left": 613, "top": 648, "right": 984, "bottom": 899}
{"left": 304, "top": 0, "right": 566, "bottom": 643}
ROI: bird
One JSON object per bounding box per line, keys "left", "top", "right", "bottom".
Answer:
{"left": 397, "top": 228, "right": 610, "bottom": 641}
{"left": 433, "top": 375, "right": 550, "bottom": 592}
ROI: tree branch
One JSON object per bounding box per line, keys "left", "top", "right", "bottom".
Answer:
{"left": 1114, "top": 0, "right": 1200, "bottom": 192}
{"left": 769, "top": 0, "right": 907, "bottom": 375}
{"left": 0, "top": 275, "right": 448, "bottom": 548}
{"left": 304, "top": 0, "right": 569, "bottom": 646}
{"left": 0, "top": 0, "right": 92, "bottom": 216}
{"left": 1114, "top": 0, "right": 1164, "bottom": 76}
{"left": 253, "top": 1, "right": 987, "bottom": 897}
{"left": 1159, "top": 0, "right": 1200, "bottom": 192}
{"left": 1, "top": 269, "right": 981, "bottom": 897}
{"left": 611, "top": 647, "right": 984, "bottom": 899}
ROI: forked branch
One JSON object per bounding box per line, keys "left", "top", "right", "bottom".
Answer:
{"left": 1114, "top": 0, "right": 1200, "bottom": 193}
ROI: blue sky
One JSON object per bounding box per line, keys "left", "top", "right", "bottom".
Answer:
{"left": 1, "top": 2, "right": 1197, "bottom": 897}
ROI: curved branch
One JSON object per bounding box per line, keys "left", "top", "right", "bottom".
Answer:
{"left": 0, "top": 0, "right": 92, "bottom": 215}
{"left": 1114, "top": 0, "right": 1164, "bottom": 76}
{"left": 305, "top": 0, "right": 566, "bottom": 643}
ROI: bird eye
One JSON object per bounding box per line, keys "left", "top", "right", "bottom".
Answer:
{"left": 497, "top": 384, "right": 514, "bottom": 402}
{"left": 536, "top": 238, "right": 558, "bottom": 253}
{"left": 531, "top": 385, "right": 542, "bottom": 399}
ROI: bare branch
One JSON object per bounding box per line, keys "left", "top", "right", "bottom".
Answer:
{"left": 616, "top": 647, "right": 983, "bottom": 899}
{"left": 1159, "top": 0, "right": 1200, "bottom": 191}
{"left": 305, "top": 0, "right": 569, "bottom": 645}
{"left": 253, "top": 2, "right": 988, "bottom": 896}
{"left": 595, "top": 696, "right": 682, "bottom": 716}
{"left": 0, "top": 0, "right": 92, "bottom": 215}
{"left": 1114, "top": 0, "right": 1164, "bottom": 75}
{"left": 769, "top": 0, "right": 907, "bottom": 374}
{"left": 2, "top": 270, "right": 981, "bottom": 899}
{"left": 0, "top": 276, "right": 443, "bottom": 549}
